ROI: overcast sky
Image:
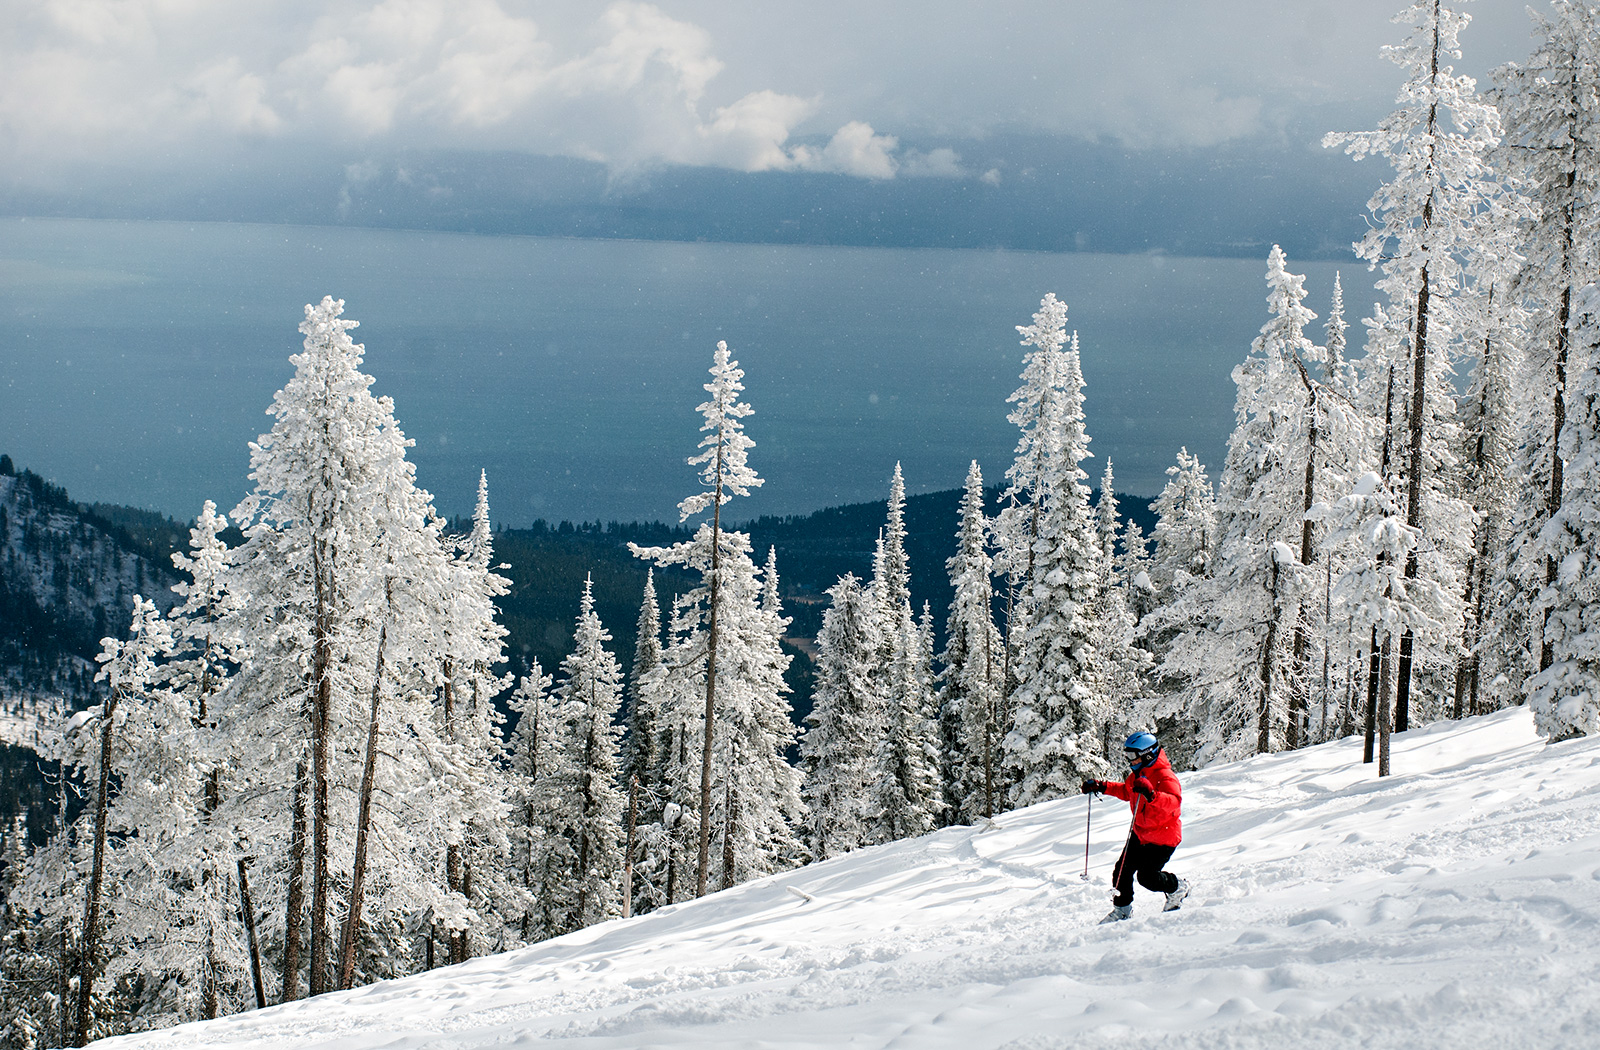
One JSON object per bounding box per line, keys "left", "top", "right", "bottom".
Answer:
{"left": 1, "top": 0, "right": 1541, "bottom": 193}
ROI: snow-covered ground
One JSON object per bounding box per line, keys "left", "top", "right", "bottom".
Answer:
{"left": 98, "top": 708, "right": 1599, "bottom": 1050}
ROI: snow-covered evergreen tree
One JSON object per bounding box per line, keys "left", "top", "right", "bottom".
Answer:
{"left": 620, "top": 570, "right": 664, "bottom": 914}
{"left": 622, "top": 570, "right": 663, "bottom": 806}
{"left": 433, "top": 473, "right": 516, "bottom": 965}
{"left": 938, "top": 462, "right": 1004, "bottom": 822}
{"left": 1326, "top": 0, "right": 1508, "bottom": 732}
{"left": 1492, "top": 0, "right": 1600, "bottom": 693}
{"left": 871, "top": 602, "right": 943, "bottom": 842}
{"left": 1162, "top": 248, "right": 1321, "bottom": 763}
{"left": 998, "top": 298, "right": 1109, "bottom": 804}
{"left": 800, "top": 574, "right": 882, "bottom": 859}
{"left": 1527, "top": 285, "right": 1600, "bottom": 739}
{"left": 555, "top": 578, "right": 626, "bottom": 930}
{"left": 859, "top": 465, "right": 941, "bottom": 842}
{"left": 507, "top": 659, "right": 581, "bottom": 941}
{"left": 1088, "top": 460, "right": 1149, "bottom": 748}
{"left": 1147, "top": 448, "right": 1217, "bottom": 595}
{"left": 1138, "top": 449, "right": 1218, "bottom": 764}
{"left": 631, "top": 340, "right": 764, "bottom": 899}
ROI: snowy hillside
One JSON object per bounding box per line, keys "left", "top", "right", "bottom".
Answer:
{"left": 95, "top": 707, "right": 1597, "bottom": 1050}
{"left": 0, "top": 469, "right": 179, "bottom": 736}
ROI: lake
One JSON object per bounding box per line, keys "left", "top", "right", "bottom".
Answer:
{"left": 0, "top": 217, "right": 1356, "bottom": 526}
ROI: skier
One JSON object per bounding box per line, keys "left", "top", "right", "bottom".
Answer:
{"left": 1081, "top": 731, "right": 1188, "bottom": 923}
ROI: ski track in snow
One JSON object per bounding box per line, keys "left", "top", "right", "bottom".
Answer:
{"left": 97, "top": 709, "right": 1600, "bottom": 1050}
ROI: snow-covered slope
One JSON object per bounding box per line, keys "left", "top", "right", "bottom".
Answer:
{"left": 99, "top": 709, "right": 1599, "bottom": 1050}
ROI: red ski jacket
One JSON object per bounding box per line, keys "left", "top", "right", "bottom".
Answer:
{"left": 1100, "top": 751, "right": 1183, "bottom": 846}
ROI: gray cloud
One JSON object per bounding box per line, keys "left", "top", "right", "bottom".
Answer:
{"left": 0, "top": 0, "right": 1541, "bottom": 190}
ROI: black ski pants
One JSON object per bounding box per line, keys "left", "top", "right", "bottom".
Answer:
{"left": 1111, "top": 837, "right": 1178, "bottom": 907}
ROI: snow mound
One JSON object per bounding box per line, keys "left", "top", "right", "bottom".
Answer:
{"left": 98, "top": 708, "right": 1600, "bottom": 1050}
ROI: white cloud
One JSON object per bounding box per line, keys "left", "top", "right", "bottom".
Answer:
{"left": 186, "top": 58, "right": 283, "bottom": 134}
{"left": 900, "top": 147, "right": 964, "bottom": 178}
{"left": 693, "top": 89, "right": 818, "bottom": 171}
{"left": 793, "top": 121, "right": 899, "bottom": 179}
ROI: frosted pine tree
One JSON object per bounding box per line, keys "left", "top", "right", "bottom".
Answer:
{"left": 723, "top": 548, "right": 805, "bottom": 882}
{"left": 504, "top": 661, "right": 568, "bottom": 940}
{"left": 1139, "top": 449, "right": 1217, "bottom": 764}
{"left": 1492, "top": 1, "right": 1600, "bottom": 692}
{"left": 1451, "top": 241, "right": 1528, "bottom": 720}
{"left": 622, "top": 570, "right": 663, "bottom": 808}
{"left": 877, "top": 464, "right": 913, "bottom": 616}
{"left": 68, "top": 597, "right": 179, "bottom": 1042}
{"left": 555, "top": 578, "right": 626, "bottom": 930}
{"left": 162, "top": 500, "right": 249, "bottom": 1020}
{"left": 0, "top": 817, "right": 57, "bottom": 1048}
{"left": 1326, "top": 0, "right": 1507, "bottom": 732}
{"left": 862, "top": 465, "right": 940, "bottom": 842}
{"left": 1000, "top": 301, "right": 1109, "bottom": 805}
{"left": 938, "top": 462, "right": 1004, "bottom": 822}
{"left": 1089, "top": 460, "right": 1149, "bottom": 745}
{"left": 800, "top": 574, "right": 883, "bottom": 859}
{"left": 621, "top": 570, "right": 665, "bottom": 913}
{"left": 642, "top": 594, "right": 710, "bottom": 904}
{"left": 1147, "top": 448, "right": 1217, "bottom": 595}
{"left": 218, "top": 297, "right": 479, "bottom": 997}
{"left": 1164, "top": 248, "right": 1320, "bottom": 763}
{"left": 631, "top": 340, "right": 763, "bottom": 898}
{"left": 994, "top": 293, "right": 1071, "bottom": 712}
{"left": 432, "top": 473, "right": 517, "bottom": 965}
{"left": 1526, "top": 286, "right": 1600, "bottom": 739}
{"left": 871, "top": 603, "right": 943, "bottom": 842}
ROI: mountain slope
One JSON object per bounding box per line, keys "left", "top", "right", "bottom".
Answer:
{"left": 96, "top": 707, "right": 1596, "bottom": 1050}
{"left": 0, "top": 466, "right": 180, "bottom": 748}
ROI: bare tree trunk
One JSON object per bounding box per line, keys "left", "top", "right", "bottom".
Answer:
{"left": 1257, "top": 555, "right": 1281, "bottom": 755}
{"left": 339, "top": 619, "right": 388, "bottom": 990}
{"left": 720, "top": 775, "right": 737, "bottom": 892}
{"left": 1364, "top": 627, "right": 1380, "bottom": 764}
{"left": 1378, "top": 632, "right": 1395, "bottom": 777}
{"left": 282, "top": 759, "right": 308, "bottom": 1002}
{"left": 238, "top": 858, "right": 267, "bottom": 1010}
{"left": 1289, "top": 360, "right": 1321, "bottom": 749}
{"left": 59, "top": 922, "right": 72, "bottom": 1048}
{"left": 1542, "top": 279, "right": 1573, "bottom": 673}
{"left": 623, "top": 776, "right": 638, "bottom": 918}
{"left": 983, "top": 611, "right": 996, "bottom": 819}
{"left": 1453, "top": 548, "right": 1477, "bottom": 720}
{"left": 441, "top": 658, "right": 469, "bottom": 966}
{"left": 458, "top": 866, "right": 472, "bottom": 964}
{"left": 73, "top": 690, "right": 119, "bottom": 1047}
{"left": 200, "top": 765, "right": 222, "bottom": 1020}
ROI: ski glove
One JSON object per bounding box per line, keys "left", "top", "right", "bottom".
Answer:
{"left": 1080, "top": 779, "right": 1103, "bottom": 795}
{"left": 1132, "top": 778, "right": 1155, "bottom": 801}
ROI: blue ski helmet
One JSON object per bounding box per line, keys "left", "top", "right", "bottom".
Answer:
{"left": 1124, "top": 731, "right": 1159, "bottom": 769}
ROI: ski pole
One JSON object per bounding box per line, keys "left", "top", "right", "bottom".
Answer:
{"left": 1080, "top": 793, "right": 1092, "bottom": 880}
